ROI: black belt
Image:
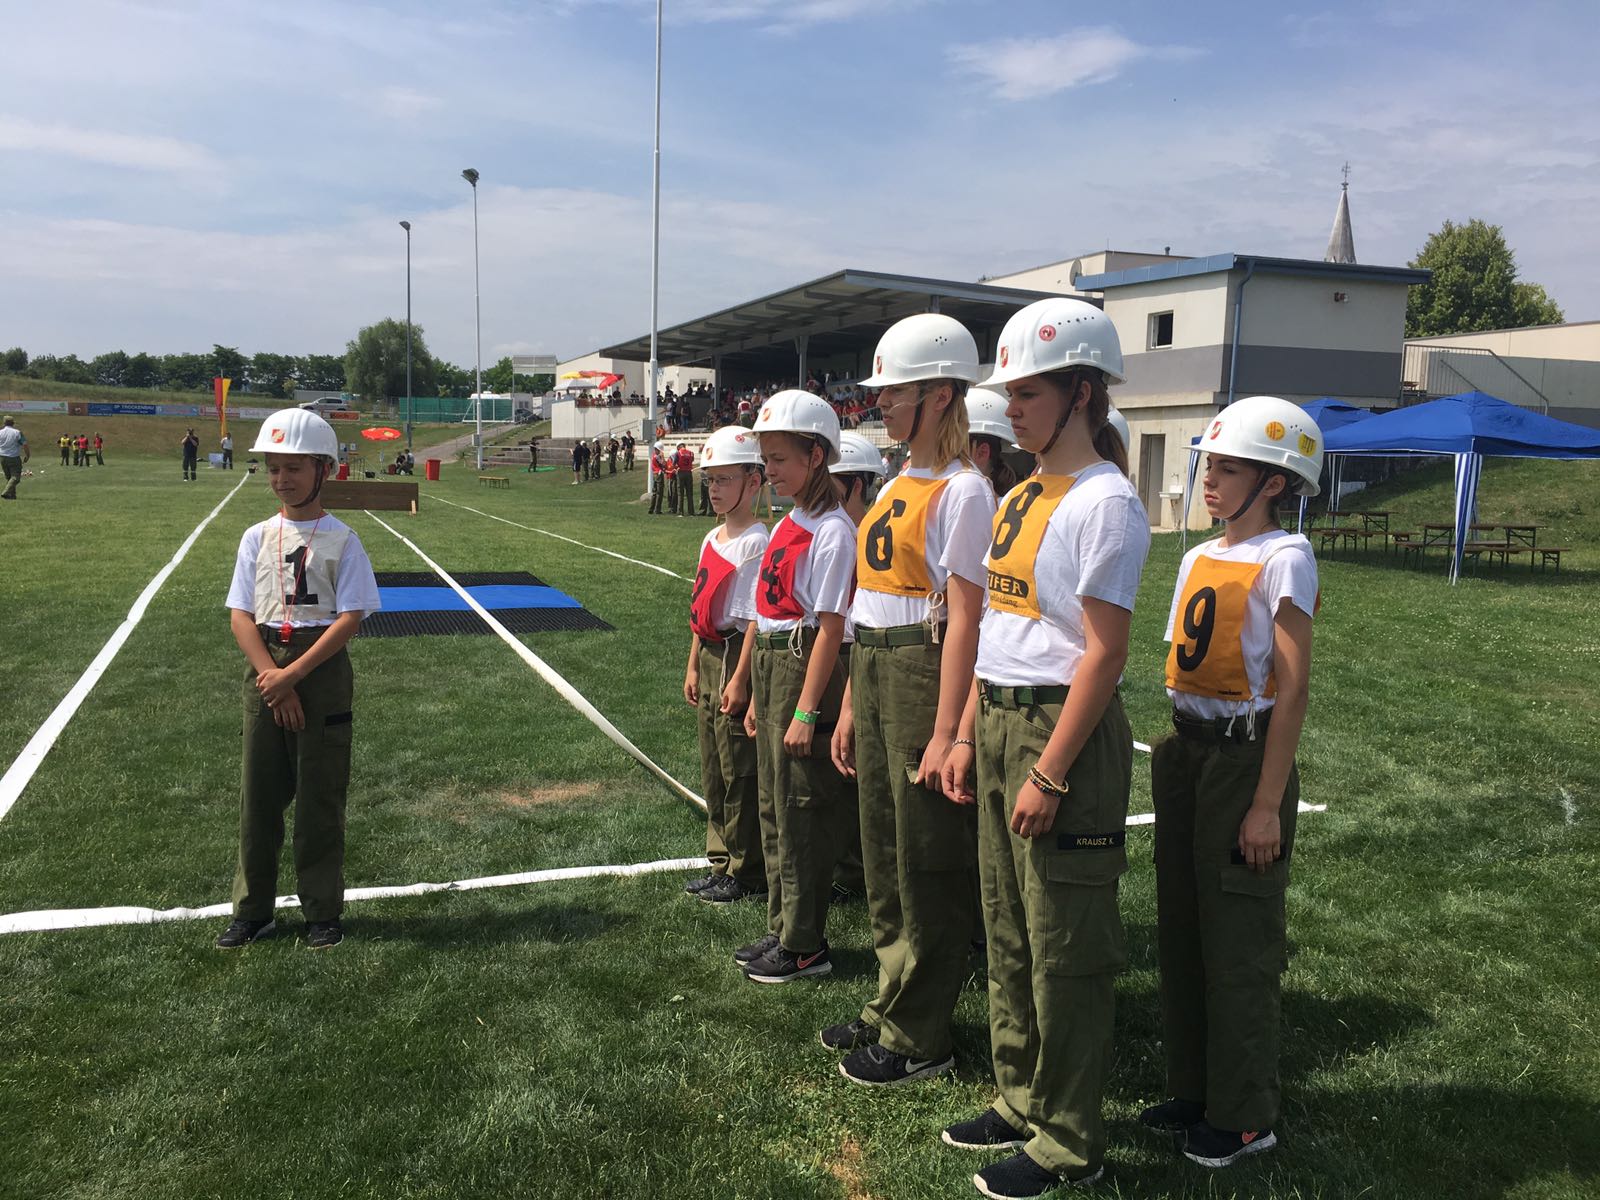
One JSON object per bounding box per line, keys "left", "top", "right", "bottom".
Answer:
{"left": 980, "top": 682, "right": 1069, "bottom": 709}
{"left": 257, "top": 624, "right": 328, "bottom": 648}
{"left": 754, "top": 626, "right": 819, "bottom": 649}
{"left": 853, "top": 622, "right": 945, "bottom": 649}
{"left": 1171, "top": 707, "right": 1272, "bottom": 745}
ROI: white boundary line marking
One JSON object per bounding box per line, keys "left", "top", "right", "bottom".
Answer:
{"left": 0, "top": 803, "right": 1331, "bottom": 937}
{"left": 0, "top": 856, "right": 709, "bottom": 936}
{"left": 1558, "top": 786, "right": 1577, "bottom": 825}
{"left": 0, "top": 474, "right": 252, "bottom": 822}
{"left": 364, "top": 510, "right": 708, "bottom": 813}
{"left": 431, "top": 494, "right": 689, "bottom": 580}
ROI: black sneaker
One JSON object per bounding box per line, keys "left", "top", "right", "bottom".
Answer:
{"left": 1139, "top": 1097, "right": 1205, "bottom": 1134}
{"left": 1182, "top": 1120, "right": 1276, "bottom": 1168}
{"left": 215, "top": 918, "right": 275, "bottom": 949}
{"left": 305, "top": 920, "right": 344, "bottom": 950}
{"left": 684, "top": 871, "right": 720, "bottom": 895}
{"left": 700, "top": 875, "right": 761, "bottom": 905}
{"left": 839, "top": 1043, "right": 953, "bottom": 1086}
{"left": 743, "top": 942, "right": 832, "bottom": 983}
{"left": 941, "top": 1107, "right": 1028, "bottom": 1151}
{"left": 732, "top": 932, "right": 780, "bottom": 965}
{"left": 820, "top": 1017, "right": 878, "bottom": 1051}
{"left": 974, "top": 1152, "right": 1101, "bottom": 1197}
{"left": 830, "top": 881, "right": 860, "bottom": 906}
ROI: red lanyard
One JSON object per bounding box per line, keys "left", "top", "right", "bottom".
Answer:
{"left": 276, "top": 512, "right": 325, "bottom": 642}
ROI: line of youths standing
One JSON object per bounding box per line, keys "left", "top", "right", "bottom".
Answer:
{"left": 683, "top": 297, "right": 1325, "bottom": 1198}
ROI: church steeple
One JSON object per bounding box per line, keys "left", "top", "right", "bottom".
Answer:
{"left": 1324, "top": 163, "right": 1356, "bottom": 264}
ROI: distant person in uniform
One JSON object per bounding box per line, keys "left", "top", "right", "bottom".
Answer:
{"left": 221, "top": 433, "right": 234, "bottom": 470}
{"left": 0, "top": 416, "right": 29, "bottom": 500}
{"left": 59, "top": 433, "right": 71, "bottom": 466}
{"left": 181, "top": 428, "right": 200, "bottom": 481}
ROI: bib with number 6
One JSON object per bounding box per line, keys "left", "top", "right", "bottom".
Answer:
{"left": 856, "top": 476, "right": 950, "bottom": 598}
{"left": 1164, "top": 556, "right": 1269, "bottom": 701}
{"left": 985, "top": 474, "right": 1078, "bottom": 619}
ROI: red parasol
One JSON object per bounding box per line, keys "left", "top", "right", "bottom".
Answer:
{"left": 361, "top": 427, "right": 403, "bottom": 441}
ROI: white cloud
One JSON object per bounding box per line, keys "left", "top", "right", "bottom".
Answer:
{"left": 947, "top": 27, "right": 1202, "bottom": 101}
{"left": 0, "top": 115, "right": 220, "bottom": 174}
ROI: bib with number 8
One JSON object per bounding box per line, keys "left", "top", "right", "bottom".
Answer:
{"left": 984, "top": 474, "right": 1078, "bottom": 620}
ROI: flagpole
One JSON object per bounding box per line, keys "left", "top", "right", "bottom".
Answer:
{"left": 646, "top": 0, "right": 663, "bottom": 497}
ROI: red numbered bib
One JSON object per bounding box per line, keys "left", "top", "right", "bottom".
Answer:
{"left": 756, "top": 517, "right": 814, "bottom": 621}
{"left": 689, "top": 540, "right": 740, "bottom": 642}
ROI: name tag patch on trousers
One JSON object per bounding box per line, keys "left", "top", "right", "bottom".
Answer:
{"left": 1056, "top": 831, "right": 1127, "bottom": 851}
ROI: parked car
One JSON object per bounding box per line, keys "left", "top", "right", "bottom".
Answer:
{"left": 299, "top": 397, "right": 352, "bottom": 414}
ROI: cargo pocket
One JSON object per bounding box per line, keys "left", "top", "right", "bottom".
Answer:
{"left": 1037, "top": 849, "right": 1127, "bottom": 976}
{"left": 905, "top": 768, "right": 978, "bottom": 871}
{"left": 1216, "top": 861, "right": 1290, "bottom": 976}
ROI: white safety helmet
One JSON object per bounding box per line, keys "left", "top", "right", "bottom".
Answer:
{"left": 700, "top": 425, "right": 763, "bottom": 469}
{"left": 830, "top": 431, "right": 887, "bottom": 478}
{"left": 1105, "top": 404, "right": 1130, "bottom": 450}
{"left": 1199, "top": 395, "right": 1323, "bottom": 496}
{"left": 858, "top": 313, "right": 981, "bottom": 388}
{"left": 980, "top": 297, "right": 1126, "bottom": 389}
{"left": 250, "top": 407, "right": 339, "bottom": 461}
{"left": 755, "top": 389, "right": 841, "bottom": 465}
{"left": 965, "top": 387, "right": 1016, "bottom": 446}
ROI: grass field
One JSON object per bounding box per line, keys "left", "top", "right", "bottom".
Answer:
{"left": 1, "top": 443, "right": 1597, "bottom": 1199}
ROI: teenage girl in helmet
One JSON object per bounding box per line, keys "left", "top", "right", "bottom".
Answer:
{"left": 1141, "top": 396, "right": 1322, "bottom": 1170}
{"left": 940, "top": 297, "right": 1150, "bottom": 1196}
{"left": 966, "top": 387, "right": 1021, "bottom": 499}
{"left": 821, "top": 314, "right": 998, "bottom": 1090}
{"left": 736, "top": 390, "right": 858, "bottom": 983}
{"left": 683, "top": 426, "right": 771, "bottom": 906}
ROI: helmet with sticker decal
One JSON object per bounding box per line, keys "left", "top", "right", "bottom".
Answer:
{"left": 700, "top": 424, "right": 764, "bottom": 468}
{"left": 754, "top": 389, "right": 841, "bottom": 465}
{"left": 858, "top": 313, "right": 981, "bottom": 388}
{"left": 980, "top": 297, "right": 1125, "bottom": 389}
{"left": 1201, "top": 395, "right": 1323, "bottom": 496}
{"left": 249, "top": 407, "right": 338, "bottom": 461}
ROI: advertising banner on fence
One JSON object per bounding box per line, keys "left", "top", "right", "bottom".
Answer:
{"left": 86, "top": 403, "right": 203, "bottom": 417}
{"left": 0, "top": 400, "right": 69, "bottom": 414}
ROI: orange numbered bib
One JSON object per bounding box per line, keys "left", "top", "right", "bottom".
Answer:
{"left": 1164, "top": 556, "right": 1271, "bottom": 701}
{"left": 985, "top": 474, "right": 1077, "bottom": 619}
{"left": 856, "top": 476, "right": 950, "bottom": 598}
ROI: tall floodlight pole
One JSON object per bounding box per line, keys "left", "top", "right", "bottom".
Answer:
{"left": 399, "top": 220, "right": 413, "bottom": 451}
{"left": 463, "top": 168, "right": 483, "bottom": 470}
{"left": 646, "top": 0, "right": 663, "bottom": 496}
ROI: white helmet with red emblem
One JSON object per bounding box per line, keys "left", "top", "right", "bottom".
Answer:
{"left": 980, "top": 297, "right": 1125, "bottom": 389}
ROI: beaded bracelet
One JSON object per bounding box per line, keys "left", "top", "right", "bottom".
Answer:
{"left": 951, "top": 737, "right": 975, "bottom": 750}
{"left": 1027, "top": 764, "right": 1070, "bottom": 799}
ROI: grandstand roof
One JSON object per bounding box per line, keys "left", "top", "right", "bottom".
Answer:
{"left": 596, "top": 269, "right": 1060, "bottom": 375}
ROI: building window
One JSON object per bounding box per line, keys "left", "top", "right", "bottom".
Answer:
{"left": 1148, "top": 311, "right": 1174, "bottom": 349}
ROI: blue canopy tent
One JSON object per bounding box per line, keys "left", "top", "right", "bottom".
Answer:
{"left": 1321, "top": 391, "right": 1600, "bottom": 582}
{"left": 1181, "top": 398, "right": 1376, "bottom": 547}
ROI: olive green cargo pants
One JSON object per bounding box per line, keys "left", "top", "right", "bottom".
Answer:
{"left": 976, "top": 688, "right": 1131, "bottom": 1179}
{"left": 1151, "top": 724, "right": 1298, "bottom": 1132}
{"left": 753, "top": 630, "right": 853, "bottom": 954}
{"left": 852, "top": 635, "right": 978, "bottom": 1060}
{"left": 232, "top": 634, "right": 355, "bottom": 923}
{"left": 698, "top": 632, "right": 764, "bottom": 889}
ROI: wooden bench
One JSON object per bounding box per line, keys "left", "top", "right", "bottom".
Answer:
{"left": 478, "top": 474, "right": 510, "bottom": 489}
{"left": 318, "top": 479, "right": 419, "bottom": 515}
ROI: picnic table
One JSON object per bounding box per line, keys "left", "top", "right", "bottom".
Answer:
{"left": 1393, "top": 522, "right": 1565, "bottom": 574}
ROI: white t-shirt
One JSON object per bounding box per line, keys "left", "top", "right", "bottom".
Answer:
{"left": 226, "top": 513, "right": 382, "bottom": 627}
{"left": 755, "top": 505, "right": 858, "bottom": 637}
{"left": 1164, "top": 529, "right": 1318, "bottom": 719}
{"left": 0, "top": 426, "right": 24, "bottom": 456}
{"left": 851, "top": 461, "right": 996, "bottom": 630}
{"left": 975, "top": 461, "right": 1150, "bottom": 687}
{"left": 698, "top": 522, "right": 769, "bottom": 632}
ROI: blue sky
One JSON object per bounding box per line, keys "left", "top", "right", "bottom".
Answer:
{"left": 2, "top": 0, "right": 1597, "bottom": 366}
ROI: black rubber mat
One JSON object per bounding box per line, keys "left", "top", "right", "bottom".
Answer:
{"left": 360, "top": 607, "right": 613, "bottom": 639}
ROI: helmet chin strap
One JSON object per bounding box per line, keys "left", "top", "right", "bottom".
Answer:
{"left": 1039, "top": 373, "right": 1081, "bottom": 457}
{"left": 306, "top": 458, "right": 333, "bottom": 505}
{"left": 1227, "top": 466, "right": 1273, "bottom": 523}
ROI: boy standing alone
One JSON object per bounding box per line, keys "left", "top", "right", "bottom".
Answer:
{"left": 216, "top": 408, "right": 380, "bottom": 950}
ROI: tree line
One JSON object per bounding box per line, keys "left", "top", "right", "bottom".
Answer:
{"left": 0, "top": 323, "right": 552, "bottom": 401}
